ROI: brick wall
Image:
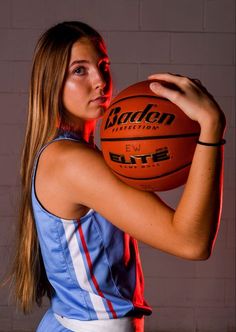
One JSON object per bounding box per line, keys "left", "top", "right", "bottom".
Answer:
{"left": 0, "top": 1, "right": 235, "bottom": 331}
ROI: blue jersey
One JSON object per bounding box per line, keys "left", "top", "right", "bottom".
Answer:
{"left": 31, "top": 130, "right": 152, "bottom": 321}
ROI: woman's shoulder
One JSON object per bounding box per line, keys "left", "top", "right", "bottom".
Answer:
{"left": 35, "top": 139, "right": 94, "bottom": 219}
{"left": 41, "top": 138, "right": 94, "bottom": 166}
{"left": 38, "top": 138, "right": 103, "bottom": 190}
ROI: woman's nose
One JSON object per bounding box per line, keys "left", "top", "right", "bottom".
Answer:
{"left": 93, "top": 69, "right": 106, "bottom": 90}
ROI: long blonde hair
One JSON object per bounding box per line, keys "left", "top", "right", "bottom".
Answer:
{"left": 11, "top": 21, "right": 106, "bottom": 313}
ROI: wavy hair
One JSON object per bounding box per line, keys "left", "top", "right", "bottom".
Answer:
{"left": 11, "top": 21, "right": 107, "bottom": 313}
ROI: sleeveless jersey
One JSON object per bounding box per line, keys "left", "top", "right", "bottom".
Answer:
{"left": 31, "top": 130, "right": 152, "bottom": 321}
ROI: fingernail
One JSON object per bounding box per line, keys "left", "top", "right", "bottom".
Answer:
{"left": 150, "top": 82, "right": 161, "bottom": 90}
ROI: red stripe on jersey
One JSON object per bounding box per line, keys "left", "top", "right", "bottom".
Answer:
{"left": 78, "top": 220, "right": 117, "bottom": 319}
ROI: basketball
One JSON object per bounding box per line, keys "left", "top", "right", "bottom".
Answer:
{"left": 100, "top": 80, "right": 200, "bottom": 191}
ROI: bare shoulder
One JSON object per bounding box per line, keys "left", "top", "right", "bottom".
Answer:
{"left": 52, "top": 139, "right": 119, "bottom": 203}
{"left": 45, "top": 139, "right": 106, "bottom": 184}
{"left": 40, "top": 139, "right": 92, "bottom": 170}
{"left": 37, "top": 139, "right": 87, "bottom": 183}
{"left": 35, "top": 139, "right": 92, "bottom": 219}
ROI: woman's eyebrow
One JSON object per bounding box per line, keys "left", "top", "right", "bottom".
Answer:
{"left": 69, "top": 60, "right": 90, "bottom": 67}
{"left": 69, "top": 56, "right": 109, "bottom": 68}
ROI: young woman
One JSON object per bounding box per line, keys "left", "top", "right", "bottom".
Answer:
{"left": 12, "top": 21, "right": 226, "bottom": 332}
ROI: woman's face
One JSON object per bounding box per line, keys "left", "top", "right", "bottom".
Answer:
{"left": 62, "top": 37, "right": 112, "bottom": 127}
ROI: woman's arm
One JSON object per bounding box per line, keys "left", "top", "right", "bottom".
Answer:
{"left": 53, "top": 73, "right": 225, "bottom": 260}
{"left": 149, "top": 73, "right": 225, "bottom": 259}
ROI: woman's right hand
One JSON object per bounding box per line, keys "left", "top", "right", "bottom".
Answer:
{"left": 148, "top": 73, "right": 226, "bottom": 140}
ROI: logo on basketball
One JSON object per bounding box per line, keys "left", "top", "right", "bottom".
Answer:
{"left": 104, "top": 104, "right": 175, "bottom": 130}
{"left": 109, "top": 147, "right": 170, "bottom": 166}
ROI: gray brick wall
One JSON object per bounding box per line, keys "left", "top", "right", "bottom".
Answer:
{"left": 0, "top": 1, "right": 235, "bottom": 331}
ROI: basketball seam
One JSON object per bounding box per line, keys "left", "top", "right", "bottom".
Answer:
{"left": 112, "top": 162, "right": 192, "bottom": 181}
{"left": 109, "top": 95, "right": 168, "bottom": 107}
{"left": 101, "top": 133, "right": 199, "bottom": 142}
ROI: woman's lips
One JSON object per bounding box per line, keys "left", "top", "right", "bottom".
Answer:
{"left": 90, "top": 96, "right": 108, "bottom": 105}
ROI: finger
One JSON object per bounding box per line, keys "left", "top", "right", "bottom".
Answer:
{"left": 148, "top": 72, "right": 183, "bottom": 79}
{"left": 192, "top": 78, "right": 202, "bottom": 85}
{"left": 149, "top": 81, "right": 182, "bottom": 103}
{"left": 190, "top": 78, "right": 213, "bottom": 97}
{"left": 148, "top": 72, "right": 186, "bottom": 85}
{"left": 190, "top": 78, "right": 205, "bottom": 90}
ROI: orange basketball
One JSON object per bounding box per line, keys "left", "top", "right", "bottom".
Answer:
{"left": 100, "top": 80, "right": 200, "bottom": 191}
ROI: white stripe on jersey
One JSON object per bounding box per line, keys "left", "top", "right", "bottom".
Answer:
{"left": 62, "top": 220, "right": 110, "bottom": 319}
{"left": 54, "top": 313, "right": 134, "bottom": 332}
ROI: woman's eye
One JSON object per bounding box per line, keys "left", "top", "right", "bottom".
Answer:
{"left": 74, "top": 66, "right": 87, "bottom": 75}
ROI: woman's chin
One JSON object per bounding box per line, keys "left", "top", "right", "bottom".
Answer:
{"left": 86, "top": 106, "right": 106, "bottom": 120}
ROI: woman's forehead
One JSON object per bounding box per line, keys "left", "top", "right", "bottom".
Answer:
{"left": 70, "top": 38, "right": 108, "bottom": 63}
